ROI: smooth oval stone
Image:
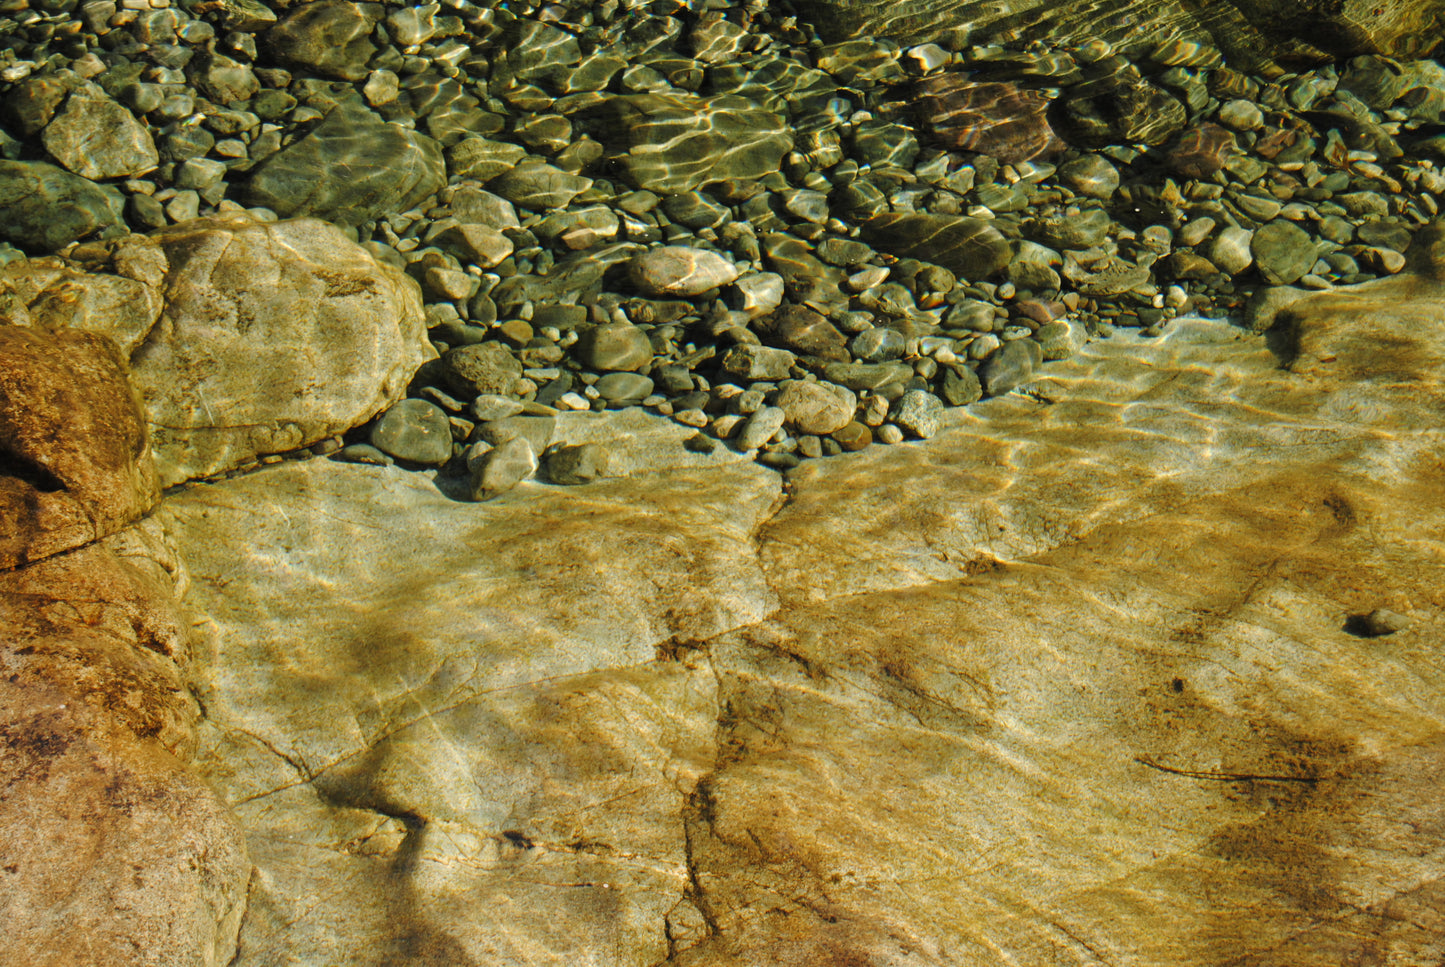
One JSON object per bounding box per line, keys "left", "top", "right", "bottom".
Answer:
{"left": 629, "top": 245, "right": 740, "bottom": 297}
{"left": 849, "top": 327, "right": 907, "bottom": 362}
{"left": 545, "top": 442, "right": 610, "bottom": 485}
{"left": 891, "top": 390, "right": 945, "bottom": 439}
{"left": 734, "top": 406, "right": 786, "bottom": 450}
{"left": 487, "top": 162, "right": 593, "bottom": 211}
{"left": 443, "top": 341, "right": 523, "bottom": 397}
{"left": 862, "top": 214, "right": 1011, "bottom": 280}
{"left": 1057, "top": 154, "right": 1120, "bottom": 200}
{"left": 979, "top": 339, "right": 1042, "bottom": 396}
{"left": 1208, "top": 227, "right": 1255, "bottom": 275}
{"left": 574, "top": 323, "right": 653, "bottom": 372}
{"left": 1165, "top": 123, "right": 1238, "bottom": 180}
{"left": 913, "top": 75, "right": 1063, "bottom": 163}
{"left": 771, "top": 380, "right": 857, "bottom": 435}
{"left": 1217, "top": 98, "right": 1264, "bottom": 131}
{"left": 594, "top": 372, "right": 655, "bottom": 402}
{"left": 369, "top": 398, "right": 452, "bottom": 465}
{"left": 1251, "top": 220, "right": 1317, "bottom": 285}
{"left": 829, "top": 420, "right": 872, "bottom": 451}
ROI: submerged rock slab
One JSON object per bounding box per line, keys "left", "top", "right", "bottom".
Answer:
{"left": 164, "top": 270, "right": 1445, "bottom": 962}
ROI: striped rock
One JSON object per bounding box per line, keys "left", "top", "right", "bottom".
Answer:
{"left": 1165, "top": 123, "right": 1239, "bottom": 180}
{"left": 862, "top": 213, "right": 1012, "bottom": 280}
{"left": 914, "top": 75, "right": 1064, "bottom": 164}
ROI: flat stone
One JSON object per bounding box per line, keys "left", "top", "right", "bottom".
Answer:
{"left": 486, "top": 162, "right": 593, "bottom": 211}
{"left": 821, "top": 360, "right": 914, "bottom": 391}
{"left": 574, "top": 323, "right": 654, "bottom": 372}
{"left": 629, "top": 246, "right": 739, "bottom": 297}
{"left": 940, "top": 363, "right": 983, "bottom": 404}
{"left": 473, "top": 415, "right": 556, "bottom": 456}
{"left": 863, "top": 213, "right": 1011, "bottom": 279}
{"left": 432, "top": 223, "right": 514, "bottom": 268}
{"left": 606, "top": 93, "right": 792, "bottom": 194}
{"left": 759, "top": 305, "right": 850, "bottom": 361}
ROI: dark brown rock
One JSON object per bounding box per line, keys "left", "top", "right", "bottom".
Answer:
{"left": 759, "top": 305, "right": 850, "bottom": 361}
{"left": 1059, "top": 57, "right": 1187, "bottom": 147}
{"left": 1164, "top": 123, "right": 1239, "bottom": 180}
{"left": 0, "top": 326, "right": 158, "bottom": 570}
{"left": 913, "top": 75, "right": 1064, "bottom": 164}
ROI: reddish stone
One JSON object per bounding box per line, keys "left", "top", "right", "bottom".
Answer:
{"left": 1164, "top": 123, "right": 1238, "bottom": 180}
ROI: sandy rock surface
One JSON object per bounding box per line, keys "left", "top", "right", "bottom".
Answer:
{"left": 160, "top": 269, "right": 1445, "bottom": 964}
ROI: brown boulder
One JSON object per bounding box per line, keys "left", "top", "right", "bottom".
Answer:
{"left": 0, "top": 325, "right": 158, "bottom": 569}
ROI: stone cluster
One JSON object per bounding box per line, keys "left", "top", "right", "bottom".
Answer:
{"left": 0, "top": 0, "right": 1443, "bottom": 500}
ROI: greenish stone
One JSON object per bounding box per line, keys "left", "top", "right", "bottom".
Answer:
{"left": 605, "top": 93, "right": 792, "bottom": 194}
{"left": 0, "top": 160, "right": 125, "bottom": 252}
{"left": 862, "top": 214, "right": 1011, "bottom": 280}
{"left": 243, "top": 103, "right": 444, "bottom": 226}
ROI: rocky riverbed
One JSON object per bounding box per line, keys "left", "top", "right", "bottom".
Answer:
{"left": 3, "top": 0, "right": 1445, "bottom": 964}
{"left": 4, "top": 0, "right": 1445, "bottom": 492}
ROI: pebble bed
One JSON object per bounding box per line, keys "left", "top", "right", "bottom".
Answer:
{"left": 3, "top": 0, "right": 1445, "bottom": 498}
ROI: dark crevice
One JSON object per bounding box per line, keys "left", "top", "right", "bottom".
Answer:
{"left": 0, "top": 449, "right": 66, "bottom": 493}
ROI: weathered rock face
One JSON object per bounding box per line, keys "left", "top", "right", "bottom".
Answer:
{"left": 0, "top": 521, "right": 251, "bottom": 967}
{"left": 0, "top": 325, "right": 159, "bottom": 569}
{"left": 793, "top": 0, "right": 1445, "bottom": 70}
{"left": 121, "top": 214, "right": 433, "bottom": 486}
{"left": 161, "top": 259, "right": 1445, "bottom": 963}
